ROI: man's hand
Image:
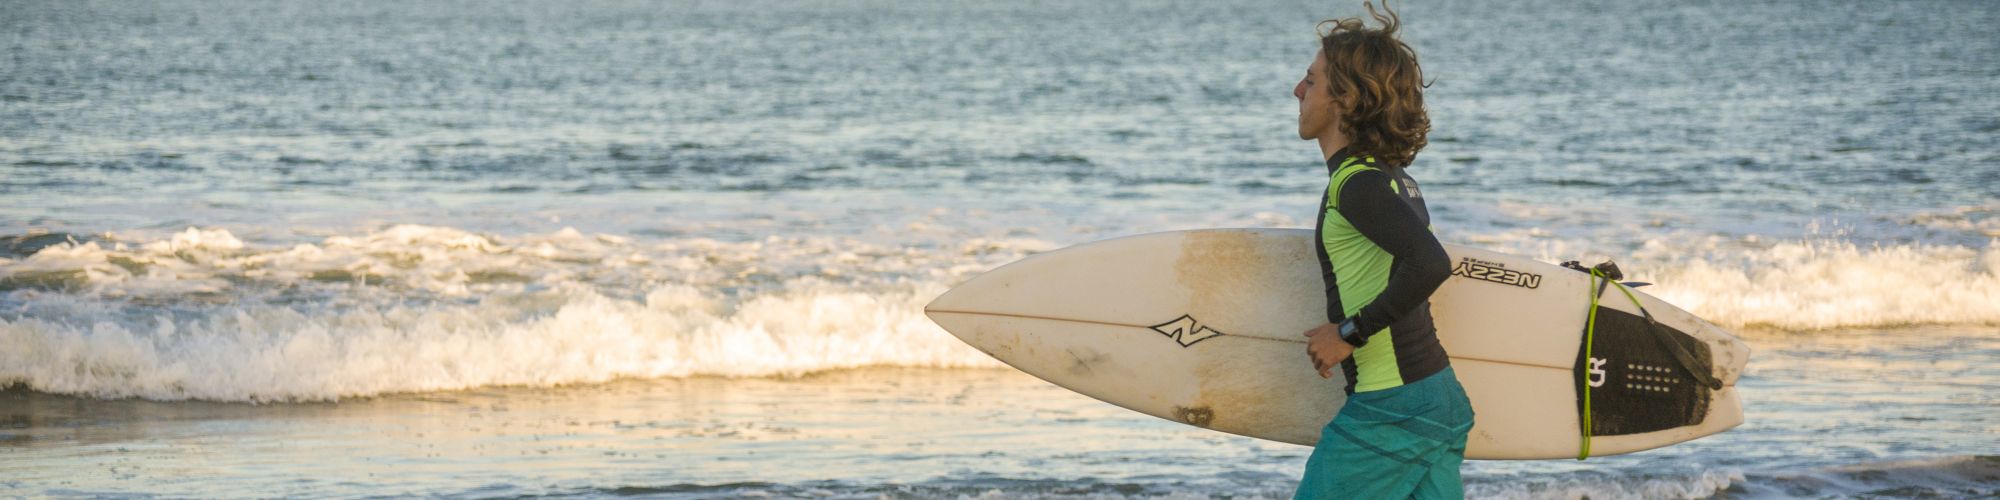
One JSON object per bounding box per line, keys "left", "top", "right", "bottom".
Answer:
{"left": 1303, "top": 322, "right": 1356, "bottom": 379}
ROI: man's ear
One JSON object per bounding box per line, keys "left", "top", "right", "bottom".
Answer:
{"left": 1332, "top": 93, "right": 1357, "bottom": 115}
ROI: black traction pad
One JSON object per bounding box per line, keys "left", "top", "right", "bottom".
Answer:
{"left": 1572, "top": 306, "right": 1713, "bottom": 436}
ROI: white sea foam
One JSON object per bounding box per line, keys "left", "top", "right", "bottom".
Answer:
{"left": 1467, "top": 469, "right": 1744, "bottom": 500}
{"left": 0, "top": 225, "right": 1028, "bottom": 402}
{"left": 0, "top": 281, "right": 998, "bottom": 402}
{"left": 1632, "top": 237, "right": 2000, "bottom": 330}
{"left": 2, "top": 224, "right": 1995, "bottom": 401}
{"left": 1452, "top": 224, "right": 2000, "bottom": 331}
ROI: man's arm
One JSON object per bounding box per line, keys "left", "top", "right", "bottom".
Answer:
{"left": 1336, "top": 169, "right": 1451, "bottom": 336}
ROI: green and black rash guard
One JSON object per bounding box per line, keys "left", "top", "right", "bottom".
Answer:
{"left": 1313, "top": 148, "right": 1454, "bottom": 395}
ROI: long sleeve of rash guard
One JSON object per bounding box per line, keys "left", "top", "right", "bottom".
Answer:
{"left": 1335, "top": 169, "right": 1452, "bottom": 336}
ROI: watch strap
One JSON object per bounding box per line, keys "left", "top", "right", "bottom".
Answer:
{"left": 1338, "top": 318, "right": 1367, "bottom": 347}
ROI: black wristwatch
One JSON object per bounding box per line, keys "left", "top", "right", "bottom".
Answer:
{"left": 1337, "top": 318, "right": 1368, "bottom": 347}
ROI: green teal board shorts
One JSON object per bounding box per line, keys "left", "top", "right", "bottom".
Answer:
{"left": 1294, "top": 365, "right": 1476, "bottom": 500}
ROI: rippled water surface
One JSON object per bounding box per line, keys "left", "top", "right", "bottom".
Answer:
{"left": 3, "top": 0, "right": 1996, "bottom": 498}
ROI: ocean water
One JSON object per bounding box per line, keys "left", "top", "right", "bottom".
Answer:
{"left": 2, "top": 0, "right": 1996, "bottom": 498}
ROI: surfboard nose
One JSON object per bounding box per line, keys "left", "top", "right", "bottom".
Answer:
{"left": 923, "top": 290, "right": 959, "bottom": 334}
{"left": 924, "top": 276, "right": 985, "bottom": 317}
{"left": 925, "top": 275, "right": 1003, "bottom": 345}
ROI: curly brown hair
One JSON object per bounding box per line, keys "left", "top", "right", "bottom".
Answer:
{"left": 1317, "top": 1, "right": 1430, "bottom": 167}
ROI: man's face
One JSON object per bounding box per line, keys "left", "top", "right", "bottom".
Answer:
{"left": 1293, "top": 49, "right": 1340, "bottom": 142}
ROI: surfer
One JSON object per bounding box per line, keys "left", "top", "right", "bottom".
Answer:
{"left": 1292, "top": 2, "right": 1475, "bottom": 498}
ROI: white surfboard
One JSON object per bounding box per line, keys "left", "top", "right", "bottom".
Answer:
{"left": 925, "top": 228, "right": 1749, "bottom": 460}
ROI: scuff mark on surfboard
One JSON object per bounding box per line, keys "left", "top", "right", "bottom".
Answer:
{"left": 1066, "top": 348, "right": 1104, "bottom": 377}
{"left": 1170, "top": 230, "right": 1326, "bottom": 347}
{"left": 1174, "top": 230, "right": 1267, "bottom": 320}
{"left": 1173, "top": 405, "right": 1215, "bottom": 427}
{"left": 1472, "top": 428, "right": 1498, "bottom": 447}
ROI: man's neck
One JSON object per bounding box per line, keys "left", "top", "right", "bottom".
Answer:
{"left": 1316, "top": 134, "right": 1351, "bottom": 163}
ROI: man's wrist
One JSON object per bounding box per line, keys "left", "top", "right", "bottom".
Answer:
{"left": 1337, "top": 318, "right": 1367, "bottom": 347}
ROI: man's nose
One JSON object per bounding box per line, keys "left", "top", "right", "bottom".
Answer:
{"left": 1293, "top": 81, "right": 1305, "bottom": 100}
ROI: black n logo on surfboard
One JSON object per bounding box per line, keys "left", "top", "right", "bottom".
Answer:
{"left": 1149, "top": 314, "right": 1225, "bottom": 347}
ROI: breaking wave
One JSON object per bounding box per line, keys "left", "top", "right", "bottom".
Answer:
{"left": 0, "top": 224, "right": 1992, "bottom": 401}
